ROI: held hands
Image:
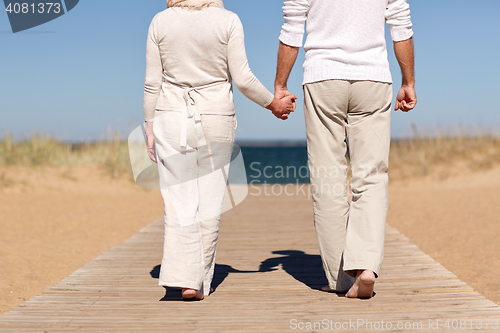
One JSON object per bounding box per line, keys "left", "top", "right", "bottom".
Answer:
{"left": 276, "top": 95, "right": 297, "bottom": 120}
{"left": 395, "top": 85, "right": 417, "bottom": 112}
{"left": 268, "top": 87, "right": 297, "bottom": 120}
{"left": 144, "top": 121, "right": 157, "bottom": 163}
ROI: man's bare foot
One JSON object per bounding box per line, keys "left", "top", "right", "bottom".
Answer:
{"left": 345, "top": 270, "right": 375, "bottom": 299}
{"left": 181, "top": 288, "right": 204, "bottom": 301}
{"left": 321, "top": 285, "right": 348, "bottom": 294}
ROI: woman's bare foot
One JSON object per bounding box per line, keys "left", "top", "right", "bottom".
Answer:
{"left": 181, "top": 288, "right": 204, "bottom": 301}
{"left": 345, "top": 270, "right": 375, "bottom": 299}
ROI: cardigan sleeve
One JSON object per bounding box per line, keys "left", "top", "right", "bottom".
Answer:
{"left": 143, "top": 14, "right": 163, "bottom": 123}
{"left": 386, "top": 0, "right": 414, "bottom": 42}
{"left": 279, "top": 0, "right": 309, "bottom": 47}
{"left": 226, "top": 14, "right": 274, "bottom": 108}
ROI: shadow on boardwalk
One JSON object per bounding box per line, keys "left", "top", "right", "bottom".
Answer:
{"left": 150, "top": 250, "right": 328, "bottom": 301}
{"left": 258, "top": 250, "right": 328, "bottom": 291}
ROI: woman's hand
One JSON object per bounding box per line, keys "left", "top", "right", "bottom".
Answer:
{"left": 266, "top": 94, "right": 297, "bottom": 120}
{"left": 145, "top": 121, "right": 157, "bottom": 163}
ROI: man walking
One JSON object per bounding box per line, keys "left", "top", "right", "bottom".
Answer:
{"left": 275, "top": 0, "right": 417, "bottom": 298}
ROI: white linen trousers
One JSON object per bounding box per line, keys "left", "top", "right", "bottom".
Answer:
{"left": 153, "top": 110, "right": 236, "bottom": 296}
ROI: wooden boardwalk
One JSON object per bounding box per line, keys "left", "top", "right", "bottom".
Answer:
{"left": 1, "top": 188, "right": 499, "bottom": 332}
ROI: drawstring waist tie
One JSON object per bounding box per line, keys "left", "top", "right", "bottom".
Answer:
{"left": 164, "top": 80, "right": 228, "bottom": 148}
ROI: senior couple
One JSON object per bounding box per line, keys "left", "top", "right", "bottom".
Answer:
{"left": 143, "top": 0, "right": 416, "bottom": 301}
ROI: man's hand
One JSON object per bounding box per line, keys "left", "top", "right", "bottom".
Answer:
{"left": 275, "top": 86, "right": 295, "bottom": 100}
{"left": 395, "top": 85, "right": 417, "bottom": 112}
{"left": 144, "top": 121, "right": 157, "bottom": 163}
{"left": 393, "top": 37, "right": 416, "bottom": 112}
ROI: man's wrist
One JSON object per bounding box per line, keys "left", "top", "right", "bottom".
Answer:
{"left": 401, "top": 80, "right": 415, "bottom": 88}
{"left": 275, "top": 84, "right": 288, "bottom": 91}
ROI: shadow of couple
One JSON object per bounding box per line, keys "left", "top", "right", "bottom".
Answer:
{"left": 150, "top": 250, "right": 329, "bottom": 301}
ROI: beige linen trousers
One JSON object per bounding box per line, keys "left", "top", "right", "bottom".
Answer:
{"left": 303, "top": 80, "right": 392, "bottom": 291}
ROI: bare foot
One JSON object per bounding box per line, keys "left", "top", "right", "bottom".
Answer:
{"left": 345, "top": 270, "right": 375, "bottom": 299}
{"left": 321, "top": 285, "right": 348, "bottom": 294}
{"left": 181, "top": 288, "right": 204, "bottom": 301}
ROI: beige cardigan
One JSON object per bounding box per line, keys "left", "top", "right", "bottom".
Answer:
{"left": 143, "top": 7, "right": 274, "bottom": 123}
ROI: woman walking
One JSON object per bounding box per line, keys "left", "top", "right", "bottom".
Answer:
{"left": 143, "top": 0, "right": 295, "bottom": 301}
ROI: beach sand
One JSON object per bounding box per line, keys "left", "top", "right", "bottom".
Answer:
{"left": 1, "top": 164, "right": 499, "bottom": 314}
{"left": 387, "top": 167, "right": 500, "bottom": 305}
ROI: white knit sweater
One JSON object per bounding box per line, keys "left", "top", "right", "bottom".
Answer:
{"left": 279, "top": 0, "right": 414, "bottom": 84}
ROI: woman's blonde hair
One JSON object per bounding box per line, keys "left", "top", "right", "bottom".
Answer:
{"left": 167, "top": 0, "right": 220, "bottom": 9}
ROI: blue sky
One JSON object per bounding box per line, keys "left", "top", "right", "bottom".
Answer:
{"left": 1, "top": 0, "right": 499, "bottom": 142}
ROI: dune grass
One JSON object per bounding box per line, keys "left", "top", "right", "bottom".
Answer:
{"left": 389, "top": 133, "right": 500, "bottom": 180}
{"left": 1, "top": 132, "right": 499, "bottom": 182}
{"left": 0, "top": 134, "right": 133, "bottom": 179}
